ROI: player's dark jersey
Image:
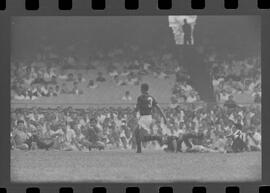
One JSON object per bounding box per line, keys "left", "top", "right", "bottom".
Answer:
{"left": 182, "top": 23, "right": 191, "bottom": 36}
{"left": 135, "top": 93, "right": 157, "bottom": 116}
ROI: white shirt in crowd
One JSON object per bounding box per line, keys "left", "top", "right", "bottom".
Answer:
{"left": 122, "top": 95, "right": 132, "bottom": 101}
{"left": 220, "top": 92, "right": 230, "bottom": 101}
{"left": 40, "top": 86, "right": 48, "bottom": 95}
{"left": 109, "top": 70, "right": 118, "bottom": 77}
{"left": 186, "top": 95, "right": 197, "bottom": 103}
{"left": 65, "top": 126, "right": 76, "bottom": 144}
{"left": 14, "top": 95, "right": 26, "bottom": 100}
{"left": 253, "top": 131, "right": 261, "bottom": 142}
{"left": 181, "top": 84, "right": 193, "bottom": 93}
{"left": 229, "top": 114, "right": 236, "bottom": 123}
{"left": 252, "top": 91, "right": 261, "bottom": 97}
{"left": 24, "top": 77, "right": 34, "bottom": 85}
{"left": 212, "top": 78, "right": 224, "bottom": 88}
{"left": 144, "top": 63, "right": 151, "bottom": 71}
{"left": 58, "top": 74, "right": 68, "bottom": 80}
{"left": 179, "top": 110, "right": 185, "bottom": 122}
{"left": 43, "top": 72, "right": 51, "bottom": 80}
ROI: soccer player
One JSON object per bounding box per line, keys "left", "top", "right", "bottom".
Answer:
{"left": 134, "top": 83, "right": 167, "bottom": 153}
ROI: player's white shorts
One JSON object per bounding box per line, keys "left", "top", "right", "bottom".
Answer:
{"left": 138, "top": 115, "right": 153, "bottom": 133}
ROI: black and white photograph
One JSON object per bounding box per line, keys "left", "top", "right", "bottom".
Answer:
{"left": 10, "top": 16, "right": 261, "bottom": 182}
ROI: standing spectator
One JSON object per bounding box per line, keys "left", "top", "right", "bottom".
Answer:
{"left": 182, "top": 19, "right": 192, "bottom": 45}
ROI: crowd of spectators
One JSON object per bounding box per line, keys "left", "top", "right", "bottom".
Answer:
{"left": 10, "top": 47, "right": 200, "bottom": 103}
{"left": 11, "top": 102, "right": 261, "bottom": 152}
{"left": 11, "top": 44, "right": 262, "bottom": 109}
{"left": 210, "top": 56, "right": 261, "bottom": 103}
{"left": 10, "top": 59, "right": 89, "bottom": 100}
{"left": 11, "top": 46, "right": 261, "bottom": 106}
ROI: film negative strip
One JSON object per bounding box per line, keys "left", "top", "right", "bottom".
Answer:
{"left": 0, "top": 0, "right": 270, "bottom": 193}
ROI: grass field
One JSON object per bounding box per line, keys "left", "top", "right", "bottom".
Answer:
{"left": 11, "top": 150, "right": 261, "bottom": 183}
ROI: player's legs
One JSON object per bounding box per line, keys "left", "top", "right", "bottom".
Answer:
{"left": 184, "top": 35, "right": 188, "bottom": 45}
{"left": 134, "top": 125, "right": 142, "bottom": 153}
{"left": 136, "top": 116, "right": 150, "bottom": 153}
{"left": 184, "top": 35, "right": 192, "bottom": 45}
{"left": 136, "top": 116, "right": 163, "bottom": 153}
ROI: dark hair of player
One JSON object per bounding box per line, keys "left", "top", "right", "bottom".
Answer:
{"left": 141, "top": 83, "right": 149, "bottom": 94}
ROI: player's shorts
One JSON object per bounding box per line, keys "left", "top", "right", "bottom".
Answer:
{"left": 138, "top": 115, "right": 152, "bottom": 133}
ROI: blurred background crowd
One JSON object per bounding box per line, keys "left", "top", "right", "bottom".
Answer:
{"left": 11, "top": 46, "right": 261, "bottom": 105}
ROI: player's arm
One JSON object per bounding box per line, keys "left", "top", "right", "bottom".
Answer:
{"left": 133, "top": 97, "right": 140, "bottom": 115}
{"left": 154, "top": 103, "right": 167, "bottom": 125}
